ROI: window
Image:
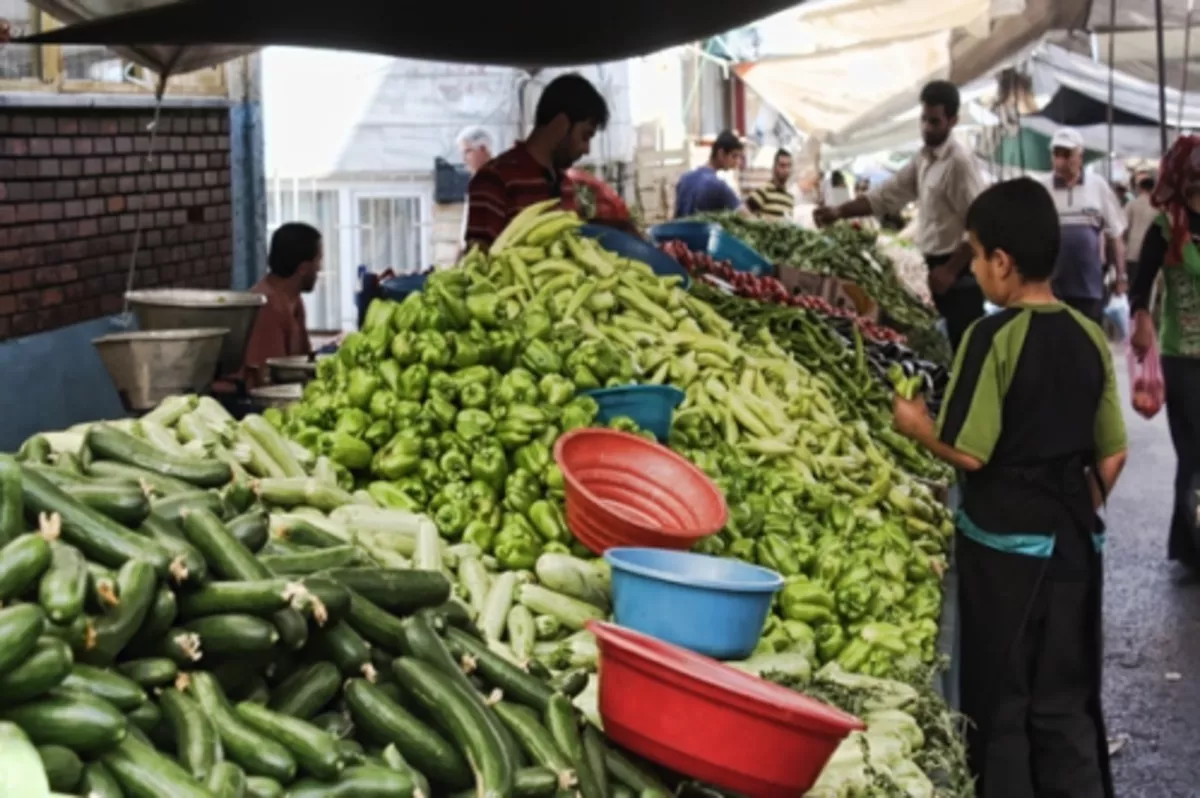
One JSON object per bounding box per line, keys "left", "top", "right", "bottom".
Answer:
{"left": 356, "top": 196, "right": 426, "bottom": 276}
{"left": 0, "top": 0, "right": 43, "bottom": 81}
{"left": 267, "top": 182, "right": 342, "bottom": 331}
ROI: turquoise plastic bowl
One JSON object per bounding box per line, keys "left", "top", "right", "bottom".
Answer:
{"left": 584, "top": 385, "right": 685, "bottom": 442}
{"left": 647, "top": 222, "right": 774, "bottom": 276}
{"left": 605, "top": 547, "right": 784, "bottom": 660}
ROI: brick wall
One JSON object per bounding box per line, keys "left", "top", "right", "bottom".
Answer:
{"left": 0, "top": 107, "right": 234, "bottom": 340}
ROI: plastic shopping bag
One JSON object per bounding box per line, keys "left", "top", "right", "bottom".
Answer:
{"left": 1127, "top": 338, "right": 1165, "bottom": 419}
{"left": 1105, "top": 293, "right": 1130, "bottom": 340}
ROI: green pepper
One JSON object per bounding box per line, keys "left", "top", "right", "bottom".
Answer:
{"left": 418, "top": 459, "right": 445, "bottom": 490}
{"left": 391, "top": 476, "right": 428, "bottom": 508}
{"left": 835, "top": 638, "right": 873, "bottom": 672}
{"left": 371, "top": 434, "right": 422, "bottom": 480}
{"left": 780, "top": 579, "right": 835, "bottom": 625}
{"left": 835, "top": 582, "right": 875, "bottom": 623}
{"left": 512, "top": 442, "right": 551, "bottom": 476}
{"left": 496, "top": 418, "right": 536, "bottom": 450}
{"left": 390, "top": 331, "right": 418, "bottom": 366}
{"left": 422, "top": 393, "right": 458, "bottom": 432}
{"left": 570, "top": 364, "right": 601, "bottom": 391}
{"left": 434, "top": 501, "right": 470, "bottom": 540}
{"left": 538, "top": 373, "right": 576, "bottom": 407}
{"left": 367, "top": 481, "right": 421, "bottom": 511}
{"left": 453, "top": 364, "right": 494, "bottom": 389}
{"left": 430, "top": 281, "right": 470, "bottom": 330}
{"left": 392, "top": 292, "right": 423, "bottom": 332}
{"left": 520, "top": 307, "right": 553, "bottom": 341}
{"left": 391, "top": 399, "right": 423, "bottom": 427}
{"left": 334, "top": 408, "right": 371, "bottom": 438}
{"left": 345, "top": 368, "right": 380, "bottom": 410}
{"left": 397, "top": 363, "right": 429, "bottom": 403}
{"left": 363, "top": 419, "right": 394, "bottom": 450}
{"left": 459, "top": 382, "right": 489, "bottom": 410}
{"left": 755, "top": 534, "right": 800, "bottom": 577}
{"left": 493, "top": 524, "right": 540, "bottom": 570}
{"left": 527, "top": 500, "right": 567, "bottom": 543}
{"left": 367, "top": 390, "right": 399, "bottom": 422}
{"left": 519, "top": 339, "right": 563, "bottom": 376}
{"left": 470, "top": 443, "right": 509, "bottom": 492}
{"left": 489, "top": 328, "right": 520, "bottom": 370}
{"left": 450, "top": 332, "right": 485, "bottom": 369}
{"left": 438, "top": 449, "right": 470, "bottom": 483}
{"left": 466, "top": 289, "right": 507, "bottom": 328}
{"left": 317, "top": 431, "right": 372, "bottom": 471}
{"left": 462, "top": 519, "right": 497, "bottom": 551}
{"left": 815, "top": 624, "right": 848, "bottom": 662}
{"left": 544, "top": 463, "right": 564, "bottom": 492}
{"left": 455, "top": 408, "right": 496, "bottom": 442}
{"left": 503, "top": 470, "right": 539, "bottom": 515}
{"left": 561, "top": 395, "right": 599, "bottom": 431}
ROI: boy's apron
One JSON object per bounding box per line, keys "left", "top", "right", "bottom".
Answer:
{"left": 957, "top": 454, "right": 1113, "bottom": 798}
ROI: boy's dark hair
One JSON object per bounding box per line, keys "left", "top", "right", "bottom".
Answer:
{"left": 535, "top": 74, "right": 610, "bottom": 129}
{"left": 775, "top": 149, "right": 791, "bottom": 162}
{"left": 831, "top": 171, "right": 846, "bottom": 188}
{"left": 268, "top": 222, "right": 321, "bottom": 279}
{"left": 920, "top": 80, "right": 961, "bottom": 118}
{"left": 1138, "top": 174, "right": 1156, "bottom": 192}
{"left": 712, "top": 130, "right": 743, "bottom": 157}
{"left": 965, "top": 178, "right": 1060, "bottom": 281}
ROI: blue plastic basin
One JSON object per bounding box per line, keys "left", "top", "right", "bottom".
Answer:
{"left": 605, "top": 547, "right": 783, "bottom": 660}
{"left": 378, "top": 271, "right": 431, "bottom": 302}
{"left": 647, "top": 222, "right": 774, "bottom": 277}
{"left": 580, "top": 224, "right": 691, "bottom": 289}
{"left": 584, "top": 384, "right": 685, "bottom": 442}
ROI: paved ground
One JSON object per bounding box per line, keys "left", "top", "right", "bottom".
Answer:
{"left": 1103, "top": 350, "right": 1200, "bottom": 797}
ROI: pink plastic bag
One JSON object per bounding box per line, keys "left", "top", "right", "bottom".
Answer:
{"left": 1127, "top": 338, "right": 1165, "bottom": 419}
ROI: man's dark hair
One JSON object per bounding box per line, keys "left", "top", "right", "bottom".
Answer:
{"left": 268, "top": 222, "right": 321, "bottom": 279}
{"left": 831, "top": 171, "right": 846, "bottom": 188}
{"left": 775, "top": 149, "right": 791, "bottom": 163}
{"left": 965, "top": 178, "right": 1060, "bottom": 281}
{"left": 920, "top": 80, "right": 961, "bottom": 118}
{"left": 712, "top": 130, "right": 743, "bottom": 158}
{"left": 535, "top": 74, "right": 609, "bottom": 129}
{"left": 1138, "top": 174, "right": 1156, "bottom": 192}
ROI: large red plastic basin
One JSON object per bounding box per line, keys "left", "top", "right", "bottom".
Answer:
{"left": 589, "top": 621, "right": 863, "bottom": 798}
{"left": 553, "top": 429, "right": 727, "bottom": 555}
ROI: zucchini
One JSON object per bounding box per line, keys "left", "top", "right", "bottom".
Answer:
{"left": 186, "top": 671, "right": 297, "bottom": 783}
{"left": 578, "top": 724, "right": 608, "bottom": 798}
{"left": 427, "top": 599, "right": 477, "bottom": 632}
{"left": 61, "top": 481, "right": 150, "bottom": 527}
{"left": 124, "top": 699, "right": 162, "bottom": 734}
{"left": 0, "top": 636, "right": 72, "bottom": 704}
{"left": 86, "top": 425, "right": 232, "bottom": 488}
{"left": 60, "top": 664, "right": 146, "bottom": 711}
{"left": 241, "top": 416, "right": 306, "bottom": 479}
{"left": 44, "top": 614, "right": 95, "bottom": 656}
{"left": 544, "top": 693, "right": 583, "bottom": 763}
{"left": 392, "top": 657, "right": 515, "bottom": 798}
{"left": 180, "top": 508, "right": 270, "bottom": 581}
{"left": 444, "top": 627, "right": 552, "bottom": 712}
{"left": 38, "top": 744, "right": 84, "bottom": 792}
{"left": 380, "top": 743, "right": 432, "bottom": 798}
{"left": 549, "top": 668, "right": 590, "bottom": 699}
{"left": 126, "top": 628, "right": 202, "bottom": 666}
{"left": 309, "top": 711, "right": 355, "bottom": 740}
{"left": 178, "top": 579, "right": 301, "bottom": 620}
{"left": 1, "top": 689, "right": 127, "bottom": 753}
{"left": 516, "top": 584, "right": 606, "bottom": 631}
{"left": 138, "top": 584, "right": 179, "bottom": 641}
{"left": 457, "top": 556, "right": 491, "bottom": 613}
{"left": 16, "top": 434, "right": 52, "bottom": 464}
{"left": 345, "top": 589, "right": 409, "bottom": 654}
{"left": 0, "top": 720, "right": 51, "bottom": 795}
{"left": 205, "top": 761, "right": 248, "bottom": 797}
{"left": 272, "top": 607, "right": 309, "bottom": 652}
{"left": 259, "top": 545, "right": 363, "bottom": 576}
{"left": 313, "top": 620, "right": 375, "bottom": 680}
{"left": 20, "top": 467, "right": 172, "bottom": 575}
{"left": 0, "top": 603, "right": 47, "bottom": 676}
{"left": 603, "top": 748, "right": 671, "bottom": 795}
{"left": 492, "top": 702, "right": 574, "bottom": 781}
{"left": 228, "top": 509, "right": 269, "bottom": 553}
{"left": 85, "top": 559, "right": 158, "bottom": 665}
{"left": 267, "top": 661, "right": 340, "bottom": 720}
{"left": 134, "top": 514, "right": 209, "bottom": 586}
{"left": 245, "top": 775, "right": 285, "bottom": 798}
{"left": 0, "top": 530, "right": 54, "bottom": 602}
{"left": 480, "top": 572, "right": 518, "bottom": 643}
{"left": 335, "top": 737, "right": 367, "bottom": 764}
{"left": 87, "top": 460, "right": 195, "bottom": 496}
{"left": 235, "top": 701, "right": 344, "bottom": 781}
{"left": 513, "top": 766, "right": 560, "bottom": 797}
{"left": 80, "top": 760, "right": 124, "bottom": 798}
{"left": 284, "top": 764, "right": 413, "bottom": 798}
{"left": 270, "top": 515, "right": 346, "bottom": 549}
{"left": 101, "top": 733, "right": 212, "bottom": 798}
{"left": 184, "top": 614, "right": 280, "bottom": 656}
{"left": 86, "top": 562, "right": 120, "bottom": 613}
{"left": 299, "top": 577, "right": 352, "bottom": 625}
{"left": 159, "top": 688, "right": 222, "bottom": 781}
{"left": 150, "top": 490, "right": 225, "bottom": 524}
{"left": 343, "top": 677, "right": 471, "bottom": 789}
{"left": 0, "top": 455, "right": 25, "bottom": 546}
{"left": 320, "top": 567, "right": 451, "bottom": 613}
{"left": 38, "top": 543, "right": 89, "bottom": 624}
{"left": 242, "top": 676, "right": 272, "bottom": 706}
{"left": 116, "top": 657, "right": 178, "bottom": 688}
{"left": 507, "top": 604, "right": 537, "bottom": 662}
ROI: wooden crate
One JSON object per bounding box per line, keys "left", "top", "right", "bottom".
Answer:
{"left": 634, "top": 146, "right": 690, "bottom": 225}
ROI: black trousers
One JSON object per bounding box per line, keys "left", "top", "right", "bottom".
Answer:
{"left": 958, "top": 534, "right": 1111, "bottom": 798}
{"left": 1060, "top": 296, "right": 1105, "bottom": 325}
{"left": 932, "top": 283, "right": 986, "bottom": 352}
{"left": 1162, "top": 356, "right": 1200, "bottom": 567}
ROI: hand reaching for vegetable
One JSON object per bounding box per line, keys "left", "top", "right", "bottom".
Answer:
{"left": 892, "top": 394, "right": 935, "bottom": 443}
{"left": 812, "top": 206, "right": 840, "bottom": 228}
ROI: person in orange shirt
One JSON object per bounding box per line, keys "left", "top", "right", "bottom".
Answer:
{"left": 239, "top": 222, "right": 323, "bottom": 387}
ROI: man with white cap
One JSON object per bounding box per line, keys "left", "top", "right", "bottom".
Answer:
{"left": 1039, "top": 127, "right": 1127, "bottom": 323}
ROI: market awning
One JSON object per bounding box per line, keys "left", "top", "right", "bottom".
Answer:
{"left": 18, "top": 0, "right": 808, "bottom": 71}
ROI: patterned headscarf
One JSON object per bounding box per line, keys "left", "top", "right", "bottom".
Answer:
{"left": 1151, "top": 135, "right": 1200, "bottom": 265}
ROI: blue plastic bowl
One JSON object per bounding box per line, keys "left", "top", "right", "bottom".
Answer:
{"left": 584, "top": 384, "right": 685, "bottom": 442}
{"left": 580, "top": 225, "right": 691, "bottom": 289}
{"left": 648, "top": 222, "right": 774, "bottom": 277}
{"left": 645, "top": 221, "right": 719, "bottom": 253}
{"left": 378, "top": 271, "right": 431, "bottom": 302}
{"left": 605, "top": 548, "right": 784, "bottom": 660}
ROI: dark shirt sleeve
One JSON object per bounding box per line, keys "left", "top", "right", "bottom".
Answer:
{"left": 936, "top": 322, "right": 1005, "bottom": 463}
{"left": 464, "top": 167, "right": 509, "bottom": 247}
{"left": 1130, "top": 219, "right": 1165, "bottom": 313}
{"left": 715, "top": 179, "right": 742, "bottom": 211}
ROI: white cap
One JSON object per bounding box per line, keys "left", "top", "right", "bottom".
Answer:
{"left": 1050, "top": 128, "right": 1084, "bottom": 151}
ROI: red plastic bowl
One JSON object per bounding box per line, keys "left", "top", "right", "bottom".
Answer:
{"left": 553, "top": 429, "right": 728, "bottom": 555}
{"left": 588, "top": 621, "right": 864, "bottom": 798}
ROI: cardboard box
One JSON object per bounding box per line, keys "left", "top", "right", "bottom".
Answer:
{"left": 778, "top": 265, "right": 831, "bottom": 297}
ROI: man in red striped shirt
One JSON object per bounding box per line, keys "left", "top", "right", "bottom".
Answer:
{"left": 464, "top": 73, "right": 609, "bottom": 248}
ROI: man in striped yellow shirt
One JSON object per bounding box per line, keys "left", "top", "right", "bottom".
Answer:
{"left": 746, "top": 149, "right": 795, "bottom": 220}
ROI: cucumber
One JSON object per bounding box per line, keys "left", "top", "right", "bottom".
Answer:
{"left": 38, "top": 744, "right": 84, "bottom": 792}
{"left": 80, "top": 760, "right": 125, "bottom": 798}
{"left": 206, "top": 761, "right": 248, "bottom": 797}
{"left": 445, "top": 626, "right": 553, "bottom": 712}
{"left": 427, "top": 599, "right": 477, "bottom": 632}
{"left": 267, "top": 661, "right": 340, "bottom": 720}
{"left": 309, "top": 711, "right": 355, "bottom": 740}
{"left": 61, "top": 664, "right": 147, "bottom": 711}
{"left": 259, "top": 546, "right": 362, "bottom": 576}
{"left": 284, "top": 765, "right": 413, "bottom": 798}
{"left": 299, "top": 577, "right": 351, "bottom": 625}
{"left": 578, "top": 724, "right": 608, "bottom": 798}
{"left": 271, "top": 516, "right": 346, "bottom": 549}
{"left": 86, "top": 562, "right": 120, "bottom": 613}
{"left": 1, "top": 689, "right": 127, "bottom": 753}
{"left": 86, "top": 559, "right": 158, "bottom": 665}
{"left": 228, "top": 509, "right": 269, "bottom": 552}
{"left": 184, "top": 614, "right": 280, "bottom": 656}
{"left": 392, "top": 657, "right": 515, "bottom": 798}
{"left": 38, "top": 543, "right": 89, "bottom": 624}
{"left": 178, "top": 580, "right": 299, "bottom": 619}
{"left": 87, "top": 459, "right": 197, "bottom": 496}
{"left": 138, "top": 585, "right": 179, "bottom": 641}
{"left": 0, "top": 720, "right": 51, "bottom": 795}
{"left": 603, "top": 748, "right": 671, "bottom": 795}
{"left": 0, "top": 530, "right": 54, "bottom": 601}
{"left": 236, "top": 701, "right": 344, "bottom": 781}
{"left": 335, "top": 737, "right": 367, "bottom": 765}
{"left": 245, "top": 775, "right": 285, "bottom": 798}
{"left": 117, "top": 657, "right": 178, "bottom": 688}
{"left": 514, "top": 766, "right": 560, "bottom": 797}
{"left": 180, "top": 508, "right": 268, "bottom": 581}
{"left": 151, "top": 490, "right": 225, "bottom": 524}
{"left": 343, "top": 677, "right": 471, "bottom": 789}
{"left": 345, "top": 589, "right": 409, "bottom": 654}
{"left": 20, "top": 466, "right": 172, "bottom": 575}
{"left": 16, "top": 433, "right": 52, "bottom": 463}
{"left": 101, "top": 733, "right": 212, "bottom": 798}
{"left": 186, "top": 671, "right": 297, "bottom": 783}
{"left": 243, "top": 676, "right": 272, "bottom": 706}
{"left": 380, "top": 743, "right": 432, "bottom": 798}
{"left": 61, "top": 481, "right": 150, "bottom": 527}
{"left": 44, "top": 614, "right": 95, "bottom": 656}
{"left": 313, "top": 620, "right": 375, "bottom": 680}
{"left": 320, "top": 567, "right": 451, "bottom": 613}
{"left": 272, "top": 607, "right": 309, "bottom": 652}
{"left": 0, "top": 636, "right": 72, "bottom": 704}
{"left": 135, "top": 514, "right": 209, "bottom": 586}
{"left": 86, "top": 425, "right": 232, "bottom": 487}
{"left": 0, "top": 603, "right": 47, "bottom": 676}
{"left": 0, "top": 455, "right": 25, "bottom": 546}
{"left": 125, "top": 699, "right": 162, "bottom": 734}
{"left": 159, "top": 688, "right": 222, "bottom": 781}
{"left": 125, "top": 628, "right": 202, "bottom": 666}
{"left": 492, "top": 702, "right": 574, "bottom": 777}
{"left": 544, "top": 693, "right": 583, "bottom": 763}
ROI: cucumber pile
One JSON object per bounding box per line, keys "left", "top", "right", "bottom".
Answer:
{"left": 0, "top": 411, "right": 671, "bottom": 798}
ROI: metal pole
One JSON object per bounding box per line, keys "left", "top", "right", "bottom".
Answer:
{"left": 1177, "top": 0, "right": 1195, "bottom": 133}
{"left": 1106, "top": 0, "right": 1117, "bottom": 182}
{"left": 1156, "top": 0, "right": 1169, "bottom": 154}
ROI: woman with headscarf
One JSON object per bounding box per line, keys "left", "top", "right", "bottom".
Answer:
{"left": 1130, "top": 135, "right": 1200, "bottom": 570}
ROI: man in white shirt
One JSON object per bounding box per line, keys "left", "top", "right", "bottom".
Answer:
{"left": 1038, "top": 128, "right": 1127, "bottom": 323}
{"left": 456, "top": 126, "right": 494, "bottom": 253}
{"left": 1123, "top": 172, "right": 1157, "bottom": 285}
{"left": 814, "top": 81, "right": 986, "bottom": 350}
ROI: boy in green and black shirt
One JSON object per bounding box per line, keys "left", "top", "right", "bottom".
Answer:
{"left": 892, "top": 178, "right": 1127, "bottom": 798}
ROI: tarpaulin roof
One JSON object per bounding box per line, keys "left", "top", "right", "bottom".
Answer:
{"left": 19, "top": 0, "right": 807, "bottom": 72}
